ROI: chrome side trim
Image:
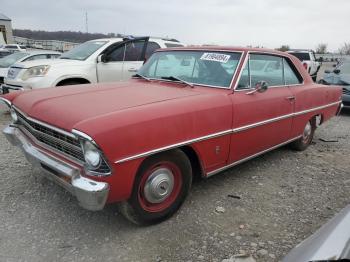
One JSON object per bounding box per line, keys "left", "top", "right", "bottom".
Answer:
{"left": 0, "top": 97, "right": 12, "bottom": 107}
{"left": 233, "top": 113, "right": 292, "bottom": 133}
{"left": 13, "top": 106, "right": 76, "bottom": 138}
{"left": 293, "top": 101, "right": 341, "bottom": 116}
{"left": 72, "top": 129, "right": 96, "bottom": 143}
{"left": 206, "top": 135, "right": 302, "bottom": 177}
{"left": 115, "top": 129, "right": 232, "bottom": 164}
{"left": 115, "top": 100, "right": 341, "bottom": 164}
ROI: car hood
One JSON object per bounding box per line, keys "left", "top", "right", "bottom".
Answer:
{"left": 0, "top": 67, "right": 8, "bottom": 77}
{"left": 12, "top": 80, "right": 202, "bottom": 131}
{"left": 323, "top": 72, "right": 350, "bottom": 86}
{"left": 12, "top": 58, "right": 85, "bottom": 69}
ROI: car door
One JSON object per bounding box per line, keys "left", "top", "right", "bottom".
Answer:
{"left": 229, "top": 53, "right": 295, "bottom": 163}
{"left": 96, "top": 37, "right": 149, "bottom": 82}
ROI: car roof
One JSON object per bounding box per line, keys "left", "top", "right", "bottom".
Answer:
{"left": 156, "top": 45, "right": 290, "bottom": 56}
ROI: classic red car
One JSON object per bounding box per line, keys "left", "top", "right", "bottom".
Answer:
{"left": 0, "top": 47, "right": 342, "bottom": 225}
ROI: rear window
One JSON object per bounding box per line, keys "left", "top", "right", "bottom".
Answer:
{"left": 289, "top": 52, "right": 310, "bottom": 61}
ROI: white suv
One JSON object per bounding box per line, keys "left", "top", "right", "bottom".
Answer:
{"left": 3, "top": 37, "right": 184, "bottom": 92}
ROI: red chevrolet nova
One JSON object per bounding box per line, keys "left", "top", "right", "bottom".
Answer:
{"left": 0, "top": 47, "right": 342, "bottom": 225}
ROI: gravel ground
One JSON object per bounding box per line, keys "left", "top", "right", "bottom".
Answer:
{"left": 0, "top": 104, "right": 349, "bottom": 262}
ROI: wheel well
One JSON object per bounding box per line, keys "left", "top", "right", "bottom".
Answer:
{"left": 312, "top": 114, "right": 323, "bottom": 127}
{"left": 179, "top": 146, "right": 204, "bottom": 182}
{"left": 56, "top": 78, "right": 90, "bottom": 86}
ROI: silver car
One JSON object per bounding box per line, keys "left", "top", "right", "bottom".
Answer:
{"left": 0, "top": 50, "right": 61, "bottom": 93}
{"left": 320, "top": 60, "right": 350, "bottom": 108}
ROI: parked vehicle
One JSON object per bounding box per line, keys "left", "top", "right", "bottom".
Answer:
{"left": 287, "top": 50, "right": 321, "bottom": 81}
{"left": 1, "top": 44, "right": 27, "bottom": 53}
{"left": 0, "top": 47, "right": 342, "bottom": 225}
{"left": 0, "top": 50, "right": 11, "bottom": 59}
{"left": 283, "top": 204, "right": 350, "bottom": 262}
{"left": 2, "top": 37, "right": 185, "bottom": 92}
{"left": 0, "top": 51, "right": 61, "bottom": 93}
{"left": 319, "top": 59, "right": 350, "bottom": 108}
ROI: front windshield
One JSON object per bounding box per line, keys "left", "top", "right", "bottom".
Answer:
{"left": 60, "top": 40, "right": 108, "bottom": 60}
{"left": 138, "top": 51, "right": 242, "bottom": 88}
{"left": 0, "top": 52, "right": 29, "bottom": 68}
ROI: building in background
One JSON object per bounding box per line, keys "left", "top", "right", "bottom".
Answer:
{"left": 0, "top": 13, "right": 13, "bottom": 44}
{"left": 13, "top": 36, "right": 79, "bottom": 52}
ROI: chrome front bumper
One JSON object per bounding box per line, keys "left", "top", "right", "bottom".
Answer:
{"left": 3, "top": 125, "right": 109, "bottom": 211}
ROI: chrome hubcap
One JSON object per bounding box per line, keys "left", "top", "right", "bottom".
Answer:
{"left": 302, "top": 122, "right": 312, "bottom": 141}
{"left": 144, "top": 168, "right": 174, "bottom": 203}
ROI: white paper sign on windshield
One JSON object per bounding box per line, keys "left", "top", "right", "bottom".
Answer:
{"left": 200, "top": 53, "right": 231, "bottom": 63}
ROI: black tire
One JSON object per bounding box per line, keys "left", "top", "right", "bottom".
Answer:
{"left": 290, "top": 118, "right": 316, "bottom": 151}
{"left": 118, "top": 149, "right": 192, "bottom": 225}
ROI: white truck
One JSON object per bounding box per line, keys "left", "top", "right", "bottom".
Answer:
{"left": 287, "top": 50, "right": 321, "bottom": 81}
{"left": 2, "top": 37, "right": 184, "bottom": 93}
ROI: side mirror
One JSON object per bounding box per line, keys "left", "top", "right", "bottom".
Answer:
{"left": 333, "top": 69, "right": 341, "bottom": 74}
{"left": 246, "top": 81, "right": 268, "bottom": 95}
{"left": 97, "top": 54, "right": 108, "bottom": 63}
{"left": 255, "top": 81, "right": 268, "bottom": 93}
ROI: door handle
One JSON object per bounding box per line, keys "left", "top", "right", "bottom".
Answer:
{"left": 128, "top": 68, "right": 138, "bottom": 72}
{"left": 286, "top": 96, "right": 295, "bottom": 101}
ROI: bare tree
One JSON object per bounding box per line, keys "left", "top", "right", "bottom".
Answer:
{"left": 339, "top": 43, "right": 350, "bottom": 55}
{"left": 316, "top": 43, "right": 327, "bottom": 54}
{"left": 276, "top": 45, "right": 290, "bottom": 52}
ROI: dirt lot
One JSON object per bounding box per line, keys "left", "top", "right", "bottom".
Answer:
{"left": 0, "top": 104, "right": 349, "bottom": 262}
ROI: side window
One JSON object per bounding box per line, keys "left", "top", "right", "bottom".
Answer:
{"left": 145, "top": 42, "right": 160, "bottom": 60}
{"left": 283, "top": 58, "right": 303, "bottom": 85}
{"left": 108, "top": 44, "right": 125, "bottom": 62}
{"left": 237, "top": 61, "right": 250, "bottom": 89}
{"left": 124, "top": 40, "right": 146, "bottom": 61}
{"left": 250, "top": 54, "right": 284, "bottom": 86}
{"left": 237, "top": 54, "right": 284, "bottom": 89}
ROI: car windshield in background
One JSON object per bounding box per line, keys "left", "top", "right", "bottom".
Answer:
{"left": 290, "top": 52, "right": 310, "bottom": 61}
{"left": 0, "top": 52, "right": 29, "bottom": 68}
{"left": 4, "top": 45, "right": 18, "bottom": 49}
{"left": 138, "top": 51, "right": 242, "bottom": 88}
{"left": 60, "top": 40, "right": 108, "bottom": 61}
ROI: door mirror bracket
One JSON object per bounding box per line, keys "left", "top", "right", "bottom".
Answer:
{"left": 246, "top": 81, "right": 269, "bottom": 95}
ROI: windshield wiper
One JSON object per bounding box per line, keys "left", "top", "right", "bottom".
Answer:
{"left": 161, "top": 76, "right": 194, "bottom": 88}
{"left": 132, "top": 73, "right": 151, "bottom": 81}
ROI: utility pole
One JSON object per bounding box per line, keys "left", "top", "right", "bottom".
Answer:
{"left": 85, "top": 12, "right": 88, "bottom": 33}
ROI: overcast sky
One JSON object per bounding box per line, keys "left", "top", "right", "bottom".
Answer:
{"left": 2, "top": 0, "right": 350, "bottom": 51}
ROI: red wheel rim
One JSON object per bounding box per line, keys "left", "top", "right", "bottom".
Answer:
{"left": 138, "top": 161, "right": 183, "bottom": 213}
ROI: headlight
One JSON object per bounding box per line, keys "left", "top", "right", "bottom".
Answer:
{"left": 82, "top": 140, "right": 101, "bottom": 168}
{"left": 21, "top": 65, "right": 50, "bottom": 81}
{"left": 10, "top": 108, "right": 18, "bottom": 122}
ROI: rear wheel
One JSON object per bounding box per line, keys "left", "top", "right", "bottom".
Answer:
{"left": 118, "top": 149, "right": 192, "bottom": 225}
{"left": 290, "top": 119, "right": 315, "bottom": 151}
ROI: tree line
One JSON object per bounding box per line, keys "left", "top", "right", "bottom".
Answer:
{"left": 276, "top": 43, "right": 350, "bottom": 55}
{"left": 13, "top": 29, "right": 123, "bottom": 43}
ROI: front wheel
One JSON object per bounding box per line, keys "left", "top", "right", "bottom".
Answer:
{"left": 118, "top": 149, "right": 192, "bottom": 225}
{"left": 290, "top": 119, "right": 315, "bottom": 151}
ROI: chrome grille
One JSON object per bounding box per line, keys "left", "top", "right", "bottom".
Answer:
{"left": 343, "top": 88, "right": 350, "bottom": 95}
{"left": 15, "top": 109, "right": 85, "bottom": 162}
{"left": 15, "top": 109, "right": 111, "bottom": 174}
